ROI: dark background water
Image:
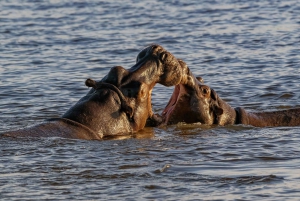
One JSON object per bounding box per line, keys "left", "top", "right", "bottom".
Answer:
{"left": 1, "top": 0, "right": 300, "bottom": 200}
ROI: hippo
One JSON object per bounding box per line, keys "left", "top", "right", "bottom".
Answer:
{"left": 162, "top": 60, "right": 300, "bottom": 127}
{"left": 2, "top": 45, "right": 189, "bottom": 140}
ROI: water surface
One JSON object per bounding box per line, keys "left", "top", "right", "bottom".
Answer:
{"left": 1, "top": 0, "right": 300, "bottom": 200}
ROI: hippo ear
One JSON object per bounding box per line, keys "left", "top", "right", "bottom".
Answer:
{"left": 196, "top": 77, "right": 204, "bottom": 83}
{"left": 85, "top": 78, "right": 97, "bottom": 89}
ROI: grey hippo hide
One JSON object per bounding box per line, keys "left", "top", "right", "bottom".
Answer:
{"left": 162, "top": 60, "right": 300, "bottom": 127}
{"left": 2, "top": 45, "right": 189, "bottom": 140}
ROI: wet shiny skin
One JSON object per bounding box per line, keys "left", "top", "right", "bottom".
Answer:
{"left": 1, "top": 0, "right": 300, "bottom": 200}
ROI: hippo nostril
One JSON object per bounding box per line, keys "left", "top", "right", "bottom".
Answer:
{"left": 151, "top": 45, "right": 159, "bottom": 51}
{"left": 160, "top": 52, "right": 167, "bottom": 61}
{"left": 151, "top": 44, "right": 163, "bottom": 55}
{"left": 201, "top": 86, "right": 210, "bottom": 95}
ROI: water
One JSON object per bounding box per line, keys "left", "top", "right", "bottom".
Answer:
{"left": 1, "top": 0, "right": 300, "bottom": 200}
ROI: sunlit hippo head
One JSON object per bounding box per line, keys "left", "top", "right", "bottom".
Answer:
{"left": 162, "top": 60, "right": 237, "bottom": 126}
{"left": 62, "top": 71, "right": 155, "bottom": 138}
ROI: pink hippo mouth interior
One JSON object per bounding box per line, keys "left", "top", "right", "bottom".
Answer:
{"left": 162, "top": 84, "right": 185, "bottom": 124}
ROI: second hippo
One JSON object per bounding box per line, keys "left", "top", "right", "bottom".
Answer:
{"left": 162, "top": 60, "right": 300, "bottom": 127}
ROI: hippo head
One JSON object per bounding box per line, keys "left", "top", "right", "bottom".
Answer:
{"left": 62, "top": 75, "right": 153, "bottom": 138}
{"left": 63, "top": 45, "right": 191, "bottom": 138}
{"left": 162, "top": 60, "right": 237, "bottom": 126}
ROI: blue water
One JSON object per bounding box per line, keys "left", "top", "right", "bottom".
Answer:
{"left": 1, "top": 0, "right": 300, "bottom": 200}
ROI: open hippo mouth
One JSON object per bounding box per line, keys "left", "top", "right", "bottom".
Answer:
{"left": 161, "top": 83, "right": 194, "bottom": 125}
{"left": 159, "top": 58, "right": 197, "bottom": 125}
{"left": 162, "top": 84, "right": 183, "bottom": 124}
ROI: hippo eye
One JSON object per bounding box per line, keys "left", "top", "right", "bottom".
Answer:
{"left": 201, "top": 87, "right": 209, "bottom": 95}
{"left": 136, "top": 49, "right": 147, "bottom": 63}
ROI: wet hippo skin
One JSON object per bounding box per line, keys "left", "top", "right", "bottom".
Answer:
{"left": 3, "top": 45, "right": 189, "bottom": 140}
{"left": 162, "top": 60, "right": 300, "bottom": 127}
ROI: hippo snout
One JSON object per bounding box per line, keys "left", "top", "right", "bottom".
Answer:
{"left": 150, "top": 44, "right": 165, "bottom": 56}
{"left": 142, "top": 45, "right": 190, "bottom": 86}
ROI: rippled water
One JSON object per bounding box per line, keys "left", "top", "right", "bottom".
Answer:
{"left": 1, "top": 0, "right": 300, "bottom": 200}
